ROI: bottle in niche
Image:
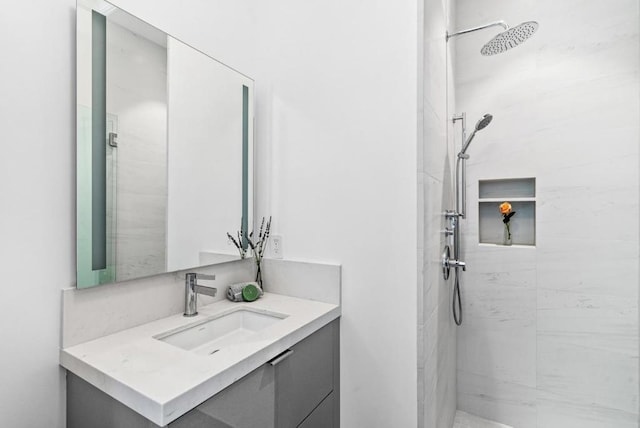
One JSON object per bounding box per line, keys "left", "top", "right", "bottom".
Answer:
{"left": 503, "top": 224, "right": 513, "bottom": 246}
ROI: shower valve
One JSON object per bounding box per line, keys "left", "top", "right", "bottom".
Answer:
{"left": 448, "top": 259, "right": 466, "bottom": 271}
{"left": 442, "top": 246, "right": 467, "bottom": 280}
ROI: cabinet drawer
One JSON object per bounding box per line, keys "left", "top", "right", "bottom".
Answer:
{"left": 275, "top": 322, "right": 335, "bottom": 428}
{"left": 297, "top": 392, "right": 334, "bottom": 428}
{"left": 170, "top": 364, "right": 275, "bottom": 428}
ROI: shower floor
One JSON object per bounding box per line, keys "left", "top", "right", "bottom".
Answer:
{"left": 453, "top": 411, "right": 513, "bottom": 428}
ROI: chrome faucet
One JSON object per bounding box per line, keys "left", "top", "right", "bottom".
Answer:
{"left": 184, "top": 273, "right": 217, "bottom": 317}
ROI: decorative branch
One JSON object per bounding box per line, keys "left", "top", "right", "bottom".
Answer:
{"left": 244, "top": 216, "right": 272, "bottom": 263}
{"left": 227, "top": 219, "right": 248, "bottom": 259}
{"left": 229, "top": 217, "right": 272, "bottom": 286}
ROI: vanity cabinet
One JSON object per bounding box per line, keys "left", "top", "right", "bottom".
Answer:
{"left": 274, "top": 318, "right": 337, "bottom": 428}
{"left": 67, "top": 319, "right": 339, "bottom": 428}
{"left": 168, "top": 363, "right": 275, "bottom": 428}
{"left": 297, "top": 393, "right": 335, "bottom": 428}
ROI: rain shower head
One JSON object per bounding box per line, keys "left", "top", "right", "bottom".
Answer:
{"left": 447, "top": 20, "right": 539, "bottom": 56}
{"left": 480, "top": 21, "right": 539, "bottom": 56}
{"left": 460, "top": 114, "right": 493, "bottom": 155}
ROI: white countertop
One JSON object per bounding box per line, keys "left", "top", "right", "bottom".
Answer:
{"left": 60, "top": 292, "right": 340, "bottom": 426}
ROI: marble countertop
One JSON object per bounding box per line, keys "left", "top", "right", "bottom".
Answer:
{"left": 60, "top": 292, "right": 340, "bottom": 426}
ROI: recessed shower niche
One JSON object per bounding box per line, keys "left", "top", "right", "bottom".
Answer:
{"left": 478, "top": 178, "right": 536, "bottom": 246}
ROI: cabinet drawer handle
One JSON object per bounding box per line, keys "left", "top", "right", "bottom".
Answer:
{"left": 269, "top": 349, "right": 294, "bottom": 366}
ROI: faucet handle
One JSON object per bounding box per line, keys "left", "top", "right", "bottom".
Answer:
{"left": 195, "top": 273, "right": 216, "bottom": 281}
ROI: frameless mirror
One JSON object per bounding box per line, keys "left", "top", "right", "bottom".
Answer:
{"left": 77, "top": 0, "right": 253, "bottom": 288}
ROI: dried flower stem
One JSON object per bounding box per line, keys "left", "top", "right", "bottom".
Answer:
{"left": 228, "top": 218, "right": 272, "bottom": 262}
{"left": 227, "top": 231, "right": 247, "bottom": 259}
{"left": 239, "top": 216, "right": 272, "bottom": 286}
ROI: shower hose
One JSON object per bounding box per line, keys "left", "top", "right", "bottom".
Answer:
{"left": 453, "top": 267, "right": 462, "bottom": 326}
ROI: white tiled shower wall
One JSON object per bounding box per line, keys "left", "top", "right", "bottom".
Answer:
{"left": 455, "top": 0, "right": 640, "bottom": 427}
{"left": 418, "top": 0, "right": 457, "bottom": 427}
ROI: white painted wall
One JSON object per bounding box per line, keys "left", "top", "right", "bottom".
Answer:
{"left": 251, "top": 3, "right": 419, "bottom": 426}
{"left": 418, "top": 0, "right": 458, "bottom": 427}
{"left": 0, "top": 1, "right": 75, "bottom": 426}
{"left": 166, "top": 37, "right": 251, "bottom": 271}
{"left": 2, "top": 1, "right": 419, "bottom": 427}
{"left": 455, "top": 0, "right": 639, "bottom": 427}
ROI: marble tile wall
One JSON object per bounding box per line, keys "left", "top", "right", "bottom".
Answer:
{"left": 418, "top": 0, "right": 457, "bottom": 427}
{"left": 454, "top": 0, "right": 639, "bottom": 426}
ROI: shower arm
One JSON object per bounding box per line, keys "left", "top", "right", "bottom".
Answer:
{"left": 446, "top": 21, "right": 509, "bottom": 41}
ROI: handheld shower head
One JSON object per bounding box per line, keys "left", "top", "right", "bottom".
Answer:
{"left": 475, "top": 113, "right": 493, "bottom": 131}
{"left": 481, "top": 21, "right": 539, "bottom": 56}
{"left": 460, "top": 114, "right": 493, "bottom": 155}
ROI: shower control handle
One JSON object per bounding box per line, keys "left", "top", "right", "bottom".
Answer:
{"left": 442, "top": 246, "right": 467, "bottom": 280}
{"left": 448, "top": 259, "right": 466, "bottom": 271}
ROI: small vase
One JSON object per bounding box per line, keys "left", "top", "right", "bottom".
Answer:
{"left": 255, "top": 260, "right": 263, "bottom": 288}
{"left": 503, "top": 224, "right": 513, "bottom": 246}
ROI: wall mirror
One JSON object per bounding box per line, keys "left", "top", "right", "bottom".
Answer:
{"left": 77, "top": 0, "right": 253, "bottom": 288}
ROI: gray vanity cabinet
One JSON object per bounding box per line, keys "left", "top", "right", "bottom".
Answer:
{"left": 67, "top": 319, "right": 339, "bottom": 428}
{"left": 67, "top": 372, "right": 159, "bottom": 428}
{"left": 297, "top": 393, "right": 335, "bottom": 428}
{"left": 169, "top": 364, "right": 275, "bottom": 428}
{"left": 171, "top": 319, "right": 340, "bottom": 428}
{"left": 274, "top": 319, "right": 337, "bottom": 428}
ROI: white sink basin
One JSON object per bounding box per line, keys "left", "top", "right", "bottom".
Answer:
{"left": 155, "top": 308, "right": 288, "bottom": 356}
